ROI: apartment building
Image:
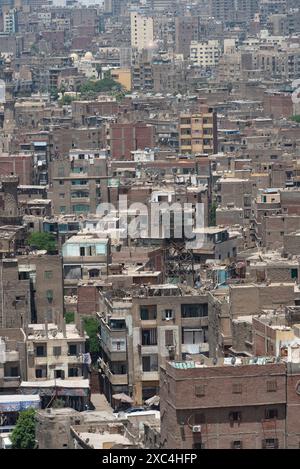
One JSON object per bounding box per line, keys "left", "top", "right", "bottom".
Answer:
{"left": 160, "top": 354, "right": 300, "bottom": 449}
{"left": 179, "top": 105, "right": 218, "bottom": 155}
{"left": 25, "top": 322, "right": 87, "bottom": 382}
{"left": 209, "top": 0, "right": 236, "bottom": 23}
{"left": 17, "top": 253, "right": 64, "bottom": 324}
{"left": 109, "top": 123, "right": 155, "bottom": 160}
{"left": 190, "top": 40, "right": 221, "bottom": 68}
{"left": 62, "top": 233, "right": 111, "bottom": 294}
{"left": 49, "top": 149, "right": 109, "bottom": 216}
{"left": 98, "top": 284, "right": 213, "bottom": 405}
{"left": 130, "top": 13, "right": 154, "bottom": 51}
{"left": 0, "top": 328, "right": 26, "bottom": 392}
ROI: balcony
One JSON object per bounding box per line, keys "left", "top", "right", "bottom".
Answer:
{"left": 99, "top": 358, "right": 127, "bottom": 386}
{"left": 2, "top": 376, "right": 21, "bottom": 388}
{"left": 141, "top": 371, "right": 159, "bottom": 381}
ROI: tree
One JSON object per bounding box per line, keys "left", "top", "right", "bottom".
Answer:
{"left": 11, "top": 408, "right": 36, "bottom": 449}
{"left": 28, "top": 232, "right": 57, "bottom": 254}
{"left": 82, "top": 316, "right": 100, "bottom": 362}
{"left": 65, "top": 311, "right": 75, "bottom": 324}
{"left": 291, "top": 115, "right": 300, "bottom": 123}
{"left": 209, "top": 201, "right": 217, "bottom": 226}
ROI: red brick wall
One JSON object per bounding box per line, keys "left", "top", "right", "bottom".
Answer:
{"left": 77, "top": 285, "right": 99, "bottom": 315}
{"left": 0, "top": 155, "right": 33, "bottom": 185}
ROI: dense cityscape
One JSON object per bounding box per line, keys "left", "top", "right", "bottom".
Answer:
{"left": 0, "top": 0, "right": 300, "bottom": 452}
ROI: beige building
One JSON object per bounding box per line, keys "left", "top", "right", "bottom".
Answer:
{"left": 179, "top": 105, "right": 218, "bottom": 155}
{"left": 110, "top": 68, "right": 132, "bottom": 91}
{"left": 26, "top": 322, "right": 87, "bottom": 382}
{"left": 131, "top": 13, "right": 154, "bottom": 51}
{"left": 190, "top": 40, "right": 220, "bottom": 67}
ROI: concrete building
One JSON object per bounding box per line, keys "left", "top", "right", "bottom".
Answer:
{"left": 130, "top": 13, "right": 154, "bottom": 51}
{"left": 179, "top": 105, "right": 218, "bottom": 155}
{"left": 0, "top": 328, "right": 26, "bottom": 392}
{"left": 98, "top": 284, "right": 215, "bottom": 405}
{"left": 25, "top": 322, "right": 88, "bottom": 383}
{"left": 49, "top": 149, "right": 109, "bottom": 216}
{"left": 160, "top": 353, "right": 300, "bottom": 449}
{"left": 190, "top": 40, "right": 221, "bottom": 68}
{"left": 109, "top": 123, "right": 155, "bottom": 161}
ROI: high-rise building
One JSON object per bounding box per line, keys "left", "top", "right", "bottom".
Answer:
{"left": 130, "top": 12, "right": 154, "bottom": 51}
{"left": 210, "top": 0, "right": 236, "bottom": 23}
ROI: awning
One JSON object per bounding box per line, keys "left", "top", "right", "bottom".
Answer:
{"left": 145, "top": 395, "right": 160, "bottom": 406}
{"left": 0, "top": 394, "right": 40, "bottom": 412}
{"left": 112, "top": 393, "right": 133, "bottom": 404}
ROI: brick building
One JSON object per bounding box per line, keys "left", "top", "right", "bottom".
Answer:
{"left": 109, "top": 123, "right": 155, "bottom": 161}
{"left": 160, "top": 354, "right": 300, "bottom": 449}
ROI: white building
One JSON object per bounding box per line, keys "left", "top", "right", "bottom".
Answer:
{"left": 190, "top": 40, "right": 221, "bottom": 67}
{"left": 131, "top": 12, "right": 154, "bottom": 51}
{"left": 3, "top": 9, "right": 17, "bottom": 34}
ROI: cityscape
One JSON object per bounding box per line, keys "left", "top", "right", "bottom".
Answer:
{"left": 0, "top": 0, "right": 300, "bottom": 452}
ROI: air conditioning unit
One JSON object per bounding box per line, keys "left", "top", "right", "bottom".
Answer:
{"left": 192, "top": 425, "right": 201, "bottom": 433}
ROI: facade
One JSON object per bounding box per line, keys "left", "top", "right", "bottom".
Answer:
{"left": 49, "top": 149, "right": 109, "bottom": 216}
{"left": 98, "top": 284, "right": 214, "bottom": 406}
{"left": 109, "top": 123, "right": 155, "bottom": 160}
{"left": 190, "top": 41, "right": 221, "bottom": 68}
{"left": 26, "top": 322, "right": 87, "bottom": 382}
{"left": 160, "top": 355, "right": 300, "bottom": 449}
{"left": 179, "top": 106, "right": 218, "bottom": 155}
{"left": 130, "top": 13, "right": 154, "bottom": 51}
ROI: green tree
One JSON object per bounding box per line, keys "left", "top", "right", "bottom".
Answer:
{"left": 209, "top": 201, "right": 217, "bottom": 226}
{"left": 82, "top": 316, "right": 100, "bottom": 362}
{"left": 80, "top": 77, "right": 122, "bottom": 96}
{"left": 59, "top": 94, "right": 76, "bottom": 106}
{"left": 28, "top": 232, "right": 57, "bottom": 254}
{"left": 65, "top": 311, "right": 75, "bottom": 324}
{"left": 11, "top": 408, "right": 36, "bottom": 449}
{"left": 291, "top": 115, "right": 300, "bottom": 123}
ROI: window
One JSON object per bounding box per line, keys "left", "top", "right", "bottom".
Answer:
{"left": 194, "top": 413, "right": 206, "bottom": 424}
{"left": 232, "top": 383, "right": 243, "bottom": 394}
{"left": 8, "top": 367, "right": 19, "bottom": 377}
{"left": 142, "top": 355, "right": 158, "bottom": 372}
{"left": 165, "top": 330, "right": 174, "bottom": 347}
{"left": 267, "top": 380, "right": 277, "bottom": 392}
{"left": 60, "top": 206, "right": 66, "bottom": 213}
{"left": 53, "top": 346, "right": 61, "bottom": 356}
{"left": 54, "top": 370, "right": 64, "bottom": 379}
{"left": 262, "top": 438, "right": 279, "bottom": 449}
{"left": 182, "top": 327, "right": 208, "bottom": 344}
{"left": 35, "top": 345, "right": 46, "bottom": 357}
{"left": 68, "top": 344, "right": 77, "bottom": 356}
{"left": 181, "top": 304, "right": 208, "bottom": 318}
{"left": 44, "top": 271, "right": 53, "bottom": 280}
{"left": 229, "top": 411, "right": 241, "bottom": 423}
{"left": 195, "top": 384, "right": 206, "bottom": 397}
{"left": 265, "top": 408, "right": 278, "bottom": 420}
{"left": 142, "top": 329, "right": 157, "bottom": 346}
{"left": 68, "top": 367, "right": 79, "bottom": 377}
{"left": 231, "top": 441, "right": 243, "bottom": 449}
{"left": 140, "top": 305, "right": 157, "bottom": 320}
{"left": 35, "top": 369, "right": 43, "bottom": 378}
{"left": 291, "top": 269, "right": 298, "bottom": 279}
{"left": 164, "top": 309, "right": 174, "bottom": 320}
{"left": 46, "top": 290, "right": 53, "bottom": 303}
